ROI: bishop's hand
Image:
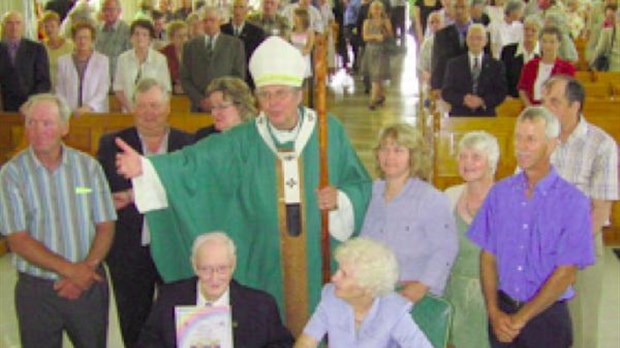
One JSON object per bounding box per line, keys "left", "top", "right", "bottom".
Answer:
{"left": 115, "top": 137, "right": 143, "bottom": 178}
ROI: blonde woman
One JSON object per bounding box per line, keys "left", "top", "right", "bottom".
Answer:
{"left": 361, "top": 0, "right": 393, "bottom": 110}
{"left": 41, "top": 11, "right": 74, "bottom": 89}
{"left": 444, "top": 131, "right": 499, "bottom": 348}
{"left": 360, "top": 124, "right": 458, "bottom": 304}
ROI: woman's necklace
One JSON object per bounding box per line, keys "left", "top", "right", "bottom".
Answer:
{"left": 464, "top": 198, "right": 478, "bottom": 218}
{"left": 462, "top": 190, "right": 483, "bottom": 218}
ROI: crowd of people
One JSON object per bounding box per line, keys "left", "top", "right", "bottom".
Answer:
{"left": 0, "top": 0, "right": 619, "bottom": 348}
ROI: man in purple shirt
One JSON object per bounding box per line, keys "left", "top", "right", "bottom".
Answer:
{"left": 468, "top": 106, "right": 594, "bottom": 348}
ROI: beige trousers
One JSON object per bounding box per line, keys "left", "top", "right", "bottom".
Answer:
{"left": 569, "top": 232, "right": 605, "bottom": 348}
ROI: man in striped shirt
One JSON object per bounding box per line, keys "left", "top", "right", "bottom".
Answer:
{"left": 0, "top": 94, "right": 117, "bottom": 348}
{"left": 542, "top": 75, "right": 619, "bottom": 348}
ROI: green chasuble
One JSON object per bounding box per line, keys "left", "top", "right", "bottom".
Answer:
{"left": 145, "top": 107, "right": 371, "bottom": 333}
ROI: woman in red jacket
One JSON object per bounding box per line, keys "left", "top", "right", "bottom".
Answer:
{"left": 517, "top": 25, "right": 575, "bottom": 106}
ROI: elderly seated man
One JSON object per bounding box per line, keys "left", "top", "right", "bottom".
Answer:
{"left": 138, "top": 232, "right": 295, "bottom": 347}
{"left": 442, "top": 23, "right": 507, "bottom": 116}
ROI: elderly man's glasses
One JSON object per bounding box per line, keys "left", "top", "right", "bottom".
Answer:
{"left": 197, "top": 265, "right": 231, "bottom": 275}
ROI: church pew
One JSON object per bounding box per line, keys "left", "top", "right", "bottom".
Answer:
{"left": 574, "top": 37, "right": 590, "bottom": 71}
{"left": 431, "top": 114, "right": 620, "bottom": 241}
{"left": 0, "top": 112, "right": 213, "bottom": 166}
{"left": 108, "top": 94, "right": 193, "bottom": 113}
{"left": 494, "top": 97, "right": 620, "bottom": 119}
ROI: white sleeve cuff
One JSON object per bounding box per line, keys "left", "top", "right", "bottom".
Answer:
{"left": 328, "top": 191, "right": 355, "bottom": 241}
{"left": 132, "top": 157, "right": 169, "bottom": 213}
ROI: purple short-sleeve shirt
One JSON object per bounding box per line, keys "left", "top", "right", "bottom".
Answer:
{"left": 467, "top": 168, "right": 594, "bottom": 302}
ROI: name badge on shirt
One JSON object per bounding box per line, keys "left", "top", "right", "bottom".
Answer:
{"left": 75, "top": 187, "right": 92, "bottom": 194}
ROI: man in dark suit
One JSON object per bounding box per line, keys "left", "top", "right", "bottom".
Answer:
{"left": 138, "top": 232, "right": 294, "bottom": 348}
{"left": 0, "top": 11, "right": 51, "bottom": 112}
{"left": 97, "top": 78, "right": 194, "bottom": 348}
{"left": 221, "top": 0, "right": 266, "bottom": 89}
{"left": 431, "top": 0, "right": 478, "bottom": 92}
{"left": 442, "top": 24, "right": 507, "bottom": 116}
{"left": 181, "top": 6, "right": 246, "bottom": 112}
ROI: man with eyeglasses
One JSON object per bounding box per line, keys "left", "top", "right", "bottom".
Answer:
{"left": 114, "top": 36, "right": 371, "bottom": 336}
{"left": 97, "top": 78, "right": 193, "bottom": 348}
{"left": 138, "top": 232, "right": 294, "bottom": 347}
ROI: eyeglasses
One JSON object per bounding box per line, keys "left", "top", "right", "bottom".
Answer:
{"left": 197, "top": 265, "right": 231, "bottom": 275}
{"left": 255, "top": 88, "right": 296, "bottom": 102}
{"left": 210, "top": 102, "right": 236, "bottom": 111}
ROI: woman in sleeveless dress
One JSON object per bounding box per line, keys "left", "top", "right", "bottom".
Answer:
{"left": 361, "top": 0, "right": 393, "bottom": 110}
{"left": 444, "top": 131, "right": 499, "bottom": 348}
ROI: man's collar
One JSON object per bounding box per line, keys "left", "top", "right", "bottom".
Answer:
{"left": 196, "top": 281, "right": 230, "bottom": 307}
{"left": 103, "top": 20, "right": 120, "bottom": 30}
{"left": 28, "top": 144, "right": 70, "bottom": 170}
{"left": 4, "top": 37, "right": 22, "bottom": 46}
{"left": 561, "top": 115, "right": 587, "bottom": 144}
{"left": 468, "top": 51, "right": 484, "bottom": 61}
{"left": 515, "top": 41, "right": 540, "bottom": 58}
{"left": 515, "top": 165, "right": 559, "bottom": 194}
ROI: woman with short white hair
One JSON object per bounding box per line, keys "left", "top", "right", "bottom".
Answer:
{"left": 295, "top": 237, "right": 432, "bottom": 347}
{"left": 444, "top": 130, "right": 499, "bottom": 348}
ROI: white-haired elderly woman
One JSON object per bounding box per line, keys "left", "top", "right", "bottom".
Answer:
{"left": 443, "top": 131, "right": 499, "bottom": 348}
{"left": 295, "top": 237, "right": 432, "bottom": 347}
{"left": 360, "top": 124, "right": 458, "bottom": 304}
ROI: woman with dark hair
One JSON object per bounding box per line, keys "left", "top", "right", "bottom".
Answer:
{"left": 114, "top": 19, "right": 171, "bottom": 112}
{"left": 517, "top": 25, "right": 575, "bottom": 106}
{"left": 56, "top": 21, "right": 110, "bottom": 115}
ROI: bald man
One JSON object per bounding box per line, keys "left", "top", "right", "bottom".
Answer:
{"left": 0, "top": 11, "right": 51, "bottom": 112}
{"left": 442, "top": 23, "right": 507, "bottom": 116}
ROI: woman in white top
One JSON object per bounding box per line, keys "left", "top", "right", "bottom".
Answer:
{"left": 56, "top": 21, "right": 110, "bottom": 116}
{"left": 114, "top": 19, "right": 171, "bottom": 112}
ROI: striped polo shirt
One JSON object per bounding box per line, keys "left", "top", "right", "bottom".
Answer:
{"left": 0, "top": 145, "right": 117, "bottom": 280}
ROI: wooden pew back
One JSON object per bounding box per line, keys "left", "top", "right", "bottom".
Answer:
{"left": 494, "top": 98, "right": 620, "bottom": 119}
{"left": 432, "top": 114, "right": 620, "bottom": 233}
{"left": 0, "top": 112, "right": 213, "bottom": 166}
{"left": 108, "top": 94, "right": 193, "bottom": 113}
